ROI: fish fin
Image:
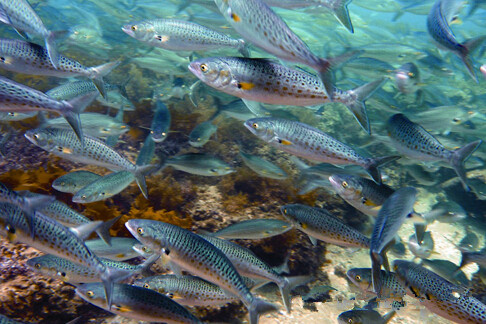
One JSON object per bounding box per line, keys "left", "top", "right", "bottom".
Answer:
{"left": 188, "top": 80, "right": 201, "bottom": 107}
{"left": 249, "top": 298, "right": 279, "bottom": 324}
{"left": 65, "top": 316, "right": 83, "bottom": 324}
{"left": 459, "top": 36, "right": 486, "bottom": 82}
{"left": 133, "top": 164, "right": 159, "bottom": 199}
{"left": 0, "top": 4, "right": 11, "bottom": 25}
{"left": 450, "top": 140, "right": 482, "bottom": 191}
{"left": 238, "top": 39, "right": 251, "bottom": 57}
{"left": 101, "top": 267, "right": 132, "bottom": 310}
{"left": 70, "top": 221, "right": 103, "bottom": 240}
{"left": 95, "top": 216, "right": 121, "bottom": 246}
{"left": 317, "top": 58, "right": 333, "bottom": 101}
{"left": 383, "top": 310, "right": 396, "bottom": 324}
{"left": 89, "top": 61, "right": 121, "bottom": 98}
{"left": 241, "top": 99, "right": 267, "bottom": 117}
{"left": 370, "top": 251, "right": 383, "bottom": 298}
{"left": 413, "top": 223, "right": 427, "bottom": 244}
{"left": 63, "top": 92, "right": 99, "bottom": 143}
{"left": 273, "top": 254, "right": 290, "bottom": 275}
{"left": 345, "top": 77, "right": 388, "bottom": 134}
{"left": 138, "top": 254, "right": 160, "bottom": 277}
{"left": 308, "top": 235, "right": 318, "bottom": 246}
{"left": 105, "top": 135, "right": 118, "bottom": 147}
{"left": 365, "top": 155, "right": 400, "bottom": 183}
{"left": 289, "top": 156, "right": 309, "bottom": 170}
{"left": 279, "top": 276, "right": 313, "bottom": 313}
{"left": 331, "top": 0, "right": 354, "bottom": 33}
{"left": 278, "top": 138, "right": 293, "bottom": 146}
{"left": 168, "top": 261, "right": 184, "bottom": 276}
{"left": 45, "top": 32, "right": 59, "bottom": 69}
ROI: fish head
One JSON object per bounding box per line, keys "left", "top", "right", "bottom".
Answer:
{"left": 125, "top": 219, "right": 167, "bottom": 253}
{"left": 329, "top": 174, "right": 363, "bottom": 202}
{"left": 72, "top": 189, "right": 101, "bottom": 204}
{"left": 279, "top": 204, "right": 302, "bottom": 223}
{"left": 132, "top": 243, "right": 153, "bottom": 257}
{"left": 346, "top": 268, "right": 373, "bottom": 292}
{"left": 26, "top": 256, "right": 70, "bottom": 281}
{"left": 24, "top": 129, "right": 56, "bottom": 151}
{"left": 244, "top": 118, "right": 276, "bottom": 142}
{"left": 188, "top": 58, "right": 233, "bottom": 91}
{"left": 208, "top": 165, "right": 235, "bottom": 176}
{"left": 151, "top": 130, "right": 167, "bottom": 143}
{"left": 122, "top": 21, "right": 153, "bottom": 42}
{"left": 68, "top": 25, "right": 101, "bottom": 45}
{"left": 75, "top": 283, "right": 107, "bottom": 307}
{"left": 338, "top": 310, "right": 371, "bottom": 324}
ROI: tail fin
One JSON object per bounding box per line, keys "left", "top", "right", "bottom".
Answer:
{"left": 248, "top": 298, "right": 279, "bottom": 324}
{"left": 459, "top": 36, "right": 486, "bottom": 82}
{"left": 45, "top": 32, "right": 59, "bottom": 69}
{"left": 70, "top": 221, "right": 103, "bottom": 240}
{"left": 136, "top": 254, "right": 160, "bottom": 277}
{"left": 370, "top": 251, "right": 383, "bottom": 298}
{"left": 317, "top": 58, "right": 334, "bottom": 101}
{"left": 383, "top": 310, "right": 396, "bottom": 324}
{"left": 331, "top": 0, "right": 354, "bottom": 33}
{"left": 345, "top": 77, "right": 388, "bottom": 134}
{"left": 63, "top": 92, "right": 99, "bottom": 143}
{"left": 89, "top": 61, "right": 121, "bottom": 99}
{"left": 364, "top": 155, "right": 400, "bottom": 183}
{"left": 278, "top": 275, "right": 312, "bottom": 313}
{"left": 95, "top": 216, "right": 121, "bottom": 246}
{"left": 133, "top": 164, "right": 159, "bottom": 199}
{"left": 450, "top": 140, "right": 482, "bottom": 191}
{"left": 238, "top": 39, "right": 251, "bottom": 57}
{"left": 101, "top": 267, "right": 132, "bottom": 310}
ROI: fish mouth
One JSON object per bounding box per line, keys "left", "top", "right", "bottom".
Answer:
{"left": 328, "top": 175, "right": 340, "bottom": 189}
{"left": 121, "top": 25, "right": 134, "bottom": 37}
{"left": 187, "top": 61, "right": 201, "bottom": 78}
{"left": 243, "top": 120, "right": 255, "bottom": 134}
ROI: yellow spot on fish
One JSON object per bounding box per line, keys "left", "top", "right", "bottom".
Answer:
{"left": 237, "top": 82, "right": 255, "bottom": 90}
{"left": 116, "top": 253, "right": 126, "bottom": 258}
{"left": 231, "top": 12, "right": 241, "bottom": 22}
{"left": 363, "top": 199, "right": 378, "bottom": 207}
{"left": 113, "top": 304, "right": 132, "bottom": 312}
{"left": 301, "top": 223, "right": 308, "bottom": 229}
{"left": 279, "top": 139, "right": 292, "bottom": 145}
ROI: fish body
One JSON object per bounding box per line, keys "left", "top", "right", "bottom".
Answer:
{"left": 239, "top": 151, "right": 288, "bottom": 180}
{"left": 386, "top": 113, "right": 482, "bottom": 191}
{"left": 338, "top": 309, "right": 395, "bottom": 324}
{"left": 125, "top": 219, "right": 278, "bottom": 324}
{"left": 188, "top": 121, "right": 217, "bottom": 147}
{"left": 122, "top": 19, "right": 249, "bottom": 57}
{"left": 72, "top": 171, "right": 135, "bottom": 203}
{"left": 86, "top": 238, "right": 141, "bottom": 261}
{"left": 346, "top": 268, "right": 406, "bottom": 299}
{"left": 189, "top": 57, "right": 387, "bottom": 133}
{"left": 459, "top": 226, "right": 480, "bottom": 252}
{"left": 52, "top": 171, "right": 102, "bottom": 194}
{"left": 245, "top": 117, "right": 398, "bottom": 183}
{"left": 421, "top": 259, "right": 469, "bottom": 286}
{"left": 76, "top": 283, "right": 202, "bottom": 323}
{"left": 281, "top": 204, "right": 370, "bottom": 248}
{"left": 211, "top": 219, "right": 291, "bottom": 239}
{"left": 46, "top": 80, "right": 101, "bottom": 101}
{"left": 151, "top": 99, "right": 171, "bottom": 143}
{"left": 329, "top": 174, "right": 395, "bottom": 217}
{"left": 164, "top": 153, "right": 235, "bottom": 176}
{"left": 393, "top": 260, "right": 486, "bottom": 324}
{"left": 24, "top": 128, "right": 150, "bottom": 198}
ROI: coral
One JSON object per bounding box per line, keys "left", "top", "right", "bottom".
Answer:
{"left": 221, "top": 192, "right": 250, "bottom": 213}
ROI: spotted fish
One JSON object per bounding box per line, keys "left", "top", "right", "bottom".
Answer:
{"left": 346, "top": 268, "right": 406, "bottom": 299}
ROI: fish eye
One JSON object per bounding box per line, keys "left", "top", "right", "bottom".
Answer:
{"left": 283, "top": 208, "right": 287, "bottom": 214}
{"left": 33, "top": 134, "right": 39, "bottom": 139}
{"left": 81, "top": 195, "right": 87, "bottom": 200}
{"left": 252, "top": 123, "right": 258, "bottom": 129}
{"left": 407, "top": 72, "right": 414, "bottom": 77}
{"left": 342, "top": 181, "right": 348, "bottom": 188}
{"left": 355, "top": 275, "right": 361, "bottom": 281}
{"left": 34, "top": 263, "right": 41, "bottom": 269}
{"left": 453, "top": 117, "right": 461, "bottom": 123}
{"left": 210, "top": 168, "right": 218, "bottom": 173}
{"left": 143, "top": 283, "right": 150, "bottom": 289}
{"left": 131, "top": 25, "right": 137, "bottom": 31}
{"left": 101, "top": 192, "right": 105, "bottom": 196}
{"left": 86, "top": 290, "right": 94, "bottom": 298}
{"left": 167, "top": 292, "right": 174, "bottom": 298}
{"left": 200, "top": 64, "right": 208, "bottom": 72}
{"left": 162, "top": 132, "right": 166, "bottom": 136}
{"left": 137, "top": 227, "right": 144, "bottom": 235}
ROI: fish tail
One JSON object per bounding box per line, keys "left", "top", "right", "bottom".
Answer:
{"left": 460, "top": 36, "right": 486, "bottom": 82}
{"left": 370, "top": 251, "right": 383, "bottom": 298}
{"left": 458, "top": 249, "right": 473, "bottom": 271}
{"left": 45, "top": 31, "right": 59, "bottom": 69}
{"left": 331, "top": 0, "right": 354, "bottom": 33}
{"left": 317, "top": 58, "right": 334, "bottom": 101}
{"left": 101, "top": 267, "right": 132, "bottom": 310}
{"left": 238, "top": 39, "right": 251, "bottom": 58}
{"left": 94, "top": 215, "right": 121, "bottom": 246}
{"left": 450, "top": 139, "right": 482, "bottom": 191}
{"left": 344, "top": 77, "right": 387, "bottom": 134}
{"left": 278, "top": 276, "right": 312, "bottom": 313}
{"left": 89, "top": 61, "right": 121, "bottom": 99}
{"left": 138, "top": 254, "right": 160, "bottom": 277}
{"left": 364, "top": 155, "right": 400, "bottom": 183}
{"left": 133, "top": 164, "right": 159, "bottom": 199}
{"left": 249, "top": 297, "right": 278, "bottom": 324}
{"left": 63, "top": 92, "right": 99, "bottom": 144}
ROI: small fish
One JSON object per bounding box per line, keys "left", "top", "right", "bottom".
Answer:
{"left": 125, "top": 219, "right": 278, "bottom": 324}
{"left": 393, "top": 260, "right": 486, "bottom": 324}
{"left": 390, "top": 235, "right": 407, "bottom": 257}
{"left": 72, "top": 171, "right": 135, "bottom": 203}
{"left": 24, "top": 128, "right": 152, "bottom": 198}
{"left": 188, "top": 121, "right": 218, "bottom": 147}
{"left": 459, "top": 226, "right": 480, "bottom": 252}
{"left": 281, "top": 204, "right": 371, "bottom": 248}
{"left": 338, "top": 309, "right": 396, "bottom": 324}
{"left": 86, "top": 237, "right": 141, "bottom": 261}
{"left": 291, "top": 156, "right": 368, "bottom": 179}
{"left": 0, "top": 0, "right": 59, "bottom": 68}
{"left": 421, "top": 259, "right": 469, "bottom": 286}
{"left": 189, "top": 57, "right": 387, "bottom": 133}
{"left": 239, "top": 151, "right": 288, "bottom": 180}
{"left": 0, "top": 76, "right": 97, "bottom": 142}
{"left": 423, "top": 200, "right": 467, "bottom": 223}
{"left": 347, "top": 268, "right": 406, "bottom": 299}
{"left": 408, "top": 231, "right": 435, "bottom": 259}
{"left": 76, "top": 283, "right": 202, "bottom": 323}
{"left": 213, "top": 0, "right": 335, "bottom": 98}
{"left": 459, "top": 248, "right": 486, "bottom": 270}
{"left": 387, "top": 114, "right": 482, "bottom": 191}
{"left": 52, "top": 171, "right": 102, "bottom": 194}
{"left": 0, "top": 39, "right": 118, "bottom": 97}
{"left": 394, "top": 62, "right": 421, "bottom": 94}
{"left": 219, "top": 99, "right": 258, "bottom": 121}
{"left": 122, "top": 19, "right": 250, "bottom": 57}
{"left": 210, "top": 219, "right": 292, "bottom": 240}
{"left": 0, "top": 111, "right": 36, "bottom": 121}
{"left": 370, "top": 187, "right": 417, "bottom": 297}
{"left": 162, "top": 153, "right": 235, "bottom": 176}
{"left": 245, "top": 118, "right": 399, "bottom": 183}
{"left": 136, "top": 135, "right": 156, "bottom": 167}
{"left": 329, "top": 174, "right": 395, "bottom": 217}
{"left": 150, "top": 99, "right": 171, "bottom": 143}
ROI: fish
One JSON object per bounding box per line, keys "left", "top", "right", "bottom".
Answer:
{"left": 370, "top": 187, "right": 417, "bottom": 297}
{"left": 459, "top": 226, "right": 480, "bottom": 252}
{"left": 393, "top": 260, "right": 486, "bottom": 324}
{"left": 188, "top": 121, "right": 218, "bottom": 147}
{"left": 291, "top": 156, "right": 368, "bottom": 179}
{"left": 213, "top": 0, "right": 335, "bottom": 98}
{"left": 219, "top": 99, "right": 258, "bottom": 121}
{"left": 427, "top": 0, "right": 486, "bottom": 81}
{"left": 420, "top": 259, "right": 469, "bottom": 286}
{"left": 27, "top": 254, "right": 156, "bottom": 284}
{"left": 76, "top": 283, "right": 202, "bottom": 323}
{"left": 386, "top": 113, "right": 482, "bottom": 191}
{"left": 423, "top": 200, "right": 467, "bottom": 223}
{"left": 24, "top": 128, "right": 153, "bottom": 198}
{"left": 394, "top": 62, "right": 421, "bottom": 94}
{"left": 0, "top": 111, "right": 36, "bottom": 121}
{"left": 52, "top": 170, "right": 102, "bottom": 193}
{"left": 0, "top": 202, "right": 130, "bottom": 309}
{"left": 280, "top": 204, "right": 371, "bottom": 248}
{"left": 0, "top": 39, "right": 119, "bottom": 97}
{"left": 210, "top": 219, "right": 292, "bottom": 239}
{"left": 150, "top": 99, "right": 171, "bottom": 143}
{"left": 408, "top": 231, "right": 435, "bottom": 259}
{"left": 72, "top": 171, "right": 135, "bottom": 203}
{"left": 126, "top": 219, "right": 279, "bottom": 324}
{"left": 337, "top": 309, "right": 396, "bottom": 324}
{"left": 0, "top": 0, "right": 59, "bottom": 68}
{"left": 162, "top": 153, "right": 235, "bottom": 176}
{"left": 0, "top": 76, "right": 98, "bottom": 142}
{"left": 122, "top": 19, "right": 250, "bottom": 57}
{"left": 189, "top": 57, "right": 387, "bottom": 134}
{"left": 329, "top": 174, "right": 395, "bottom": 218}
{"left": 481, "top": 64, "right": 486, "bottom": 79}
{"left": 346, "top": 268, "right": 406, "bottom": 299}
{"left": 244, "top": 117, "right": 399, "bottom": 183}
{"left": 86, "top": 237, "right": 141, "bottom": 261}
{"left": 239, "top": 150, "right": 288, "bottom": 180}
{"left": 136, "top": 135, "right": 156, "bottom": 166}
{"left": 200, "top": 233, "right": 310, "bottom": 313}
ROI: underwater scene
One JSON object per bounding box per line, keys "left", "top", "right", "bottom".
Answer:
{"left": 0, "top": 0, "right": 486, "bottom": 323}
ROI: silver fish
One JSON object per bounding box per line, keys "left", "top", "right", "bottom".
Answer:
{"left": 188, "top": 121, "right": 217, "bottom": 147}
{"left": 408, "top": 231, "right": 435, "bottom": 259}
{"left": 150, "top": 99, "right": 171, "bottom": 143}
{"left": 421, "top": 259, "right": 469, "bottom": 286}
{"left": 72, "top": 171, "right": 135, "bottom": 203}
{"left": 163, "top": 153, "right": 235, "bottom": 176}
{"left": 210, "top": 219, "right": 292, "bottom": 239}
{"left": 52, "top": 170, "right": 102, "bottom": 194}
{"left": 239, "top": 151, "right": 288, "bottom": 180}
{"left": 86, "top": 237, "right": 141, "bottom": 261}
